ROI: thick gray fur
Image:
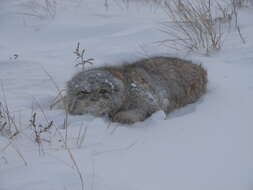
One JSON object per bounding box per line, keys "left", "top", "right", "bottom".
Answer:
{"left": 66, "top": 57, "right": 207, "bottom": 124}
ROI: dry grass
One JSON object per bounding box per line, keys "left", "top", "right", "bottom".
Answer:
{"left": 43, "top": 69, "right": 85, "bottom": 190}
{"left": 232, "top": 0, "right": 253, "bottom": 8}
{"left": 160, "top": 0, "right": 253, "bottom": 54}
{"left": 0, "top": 82, "right": 20, "bottom": 138}
{"left": 0, "top": 77, "right": 85, "bottom": 190}
{"left": 160, "top": 0, "right": 236, "bottom": 55}
{"left": 18, "top": 0, "right": 57, "bottom": 20}
{"left": 0, "top": 100, "right": 85, "bottom": 190}
{"left": 0, "top": 99, "right": 28, "bottom": 166}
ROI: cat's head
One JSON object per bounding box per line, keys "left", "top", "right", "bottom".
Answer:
{"left": 66, "top": 69, "right": 125, "bottom": 116}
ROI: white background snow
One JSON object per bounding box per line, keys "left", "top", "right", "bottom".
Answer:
{"left": 0, "top": 0, "right": 253, "bottom": 190}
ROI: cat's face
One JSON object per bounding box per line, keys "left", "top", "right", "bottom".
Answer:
{"left": 66, "top": 70, "right": 124, "bottom": 116}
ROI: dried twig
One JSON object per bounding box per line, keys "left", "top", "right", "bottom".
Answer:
{"left": 67, "top": 148, "right": 85, "bottom": 190}
{"left": 29, "top": 112, "right": 54, "bottom": 144}
{"left": 74, "top": 42, "right": 94, "bottom": 71}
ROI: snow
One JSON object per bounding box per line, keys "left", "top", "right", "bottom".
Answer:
{"left": 1, "top": 1, "right": 253, "bottom": 190}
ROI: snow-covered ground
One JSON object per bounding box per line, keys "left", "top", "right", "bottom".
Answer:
{"left": 0, "top": 1, "right": 253, "bottom": 190}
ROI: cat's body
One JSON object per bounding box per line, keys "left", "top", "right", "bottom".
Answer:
{"left": 66, "top": 57, "right": 207, "bottom": 123}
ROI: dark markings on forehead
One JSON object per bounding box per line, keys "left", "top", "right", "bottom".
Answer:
{"left": 94, "top": 82, "right": 112, "bottom": 90}
{"left": 87, "top": 76, "right": 101, "bottom": 83}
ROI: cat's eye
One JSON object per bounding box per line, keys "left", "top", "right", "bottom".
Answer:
{"left": 99, "top": 89, "right": 108, "bottom": 94}
{"left": 78, "top": 90, "right": 90, "bottom": 96}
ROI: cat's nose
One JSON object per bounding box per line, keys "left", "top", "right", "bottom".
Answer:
{"left": 90, "top": 96, "right": 98, "bottom": 101}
